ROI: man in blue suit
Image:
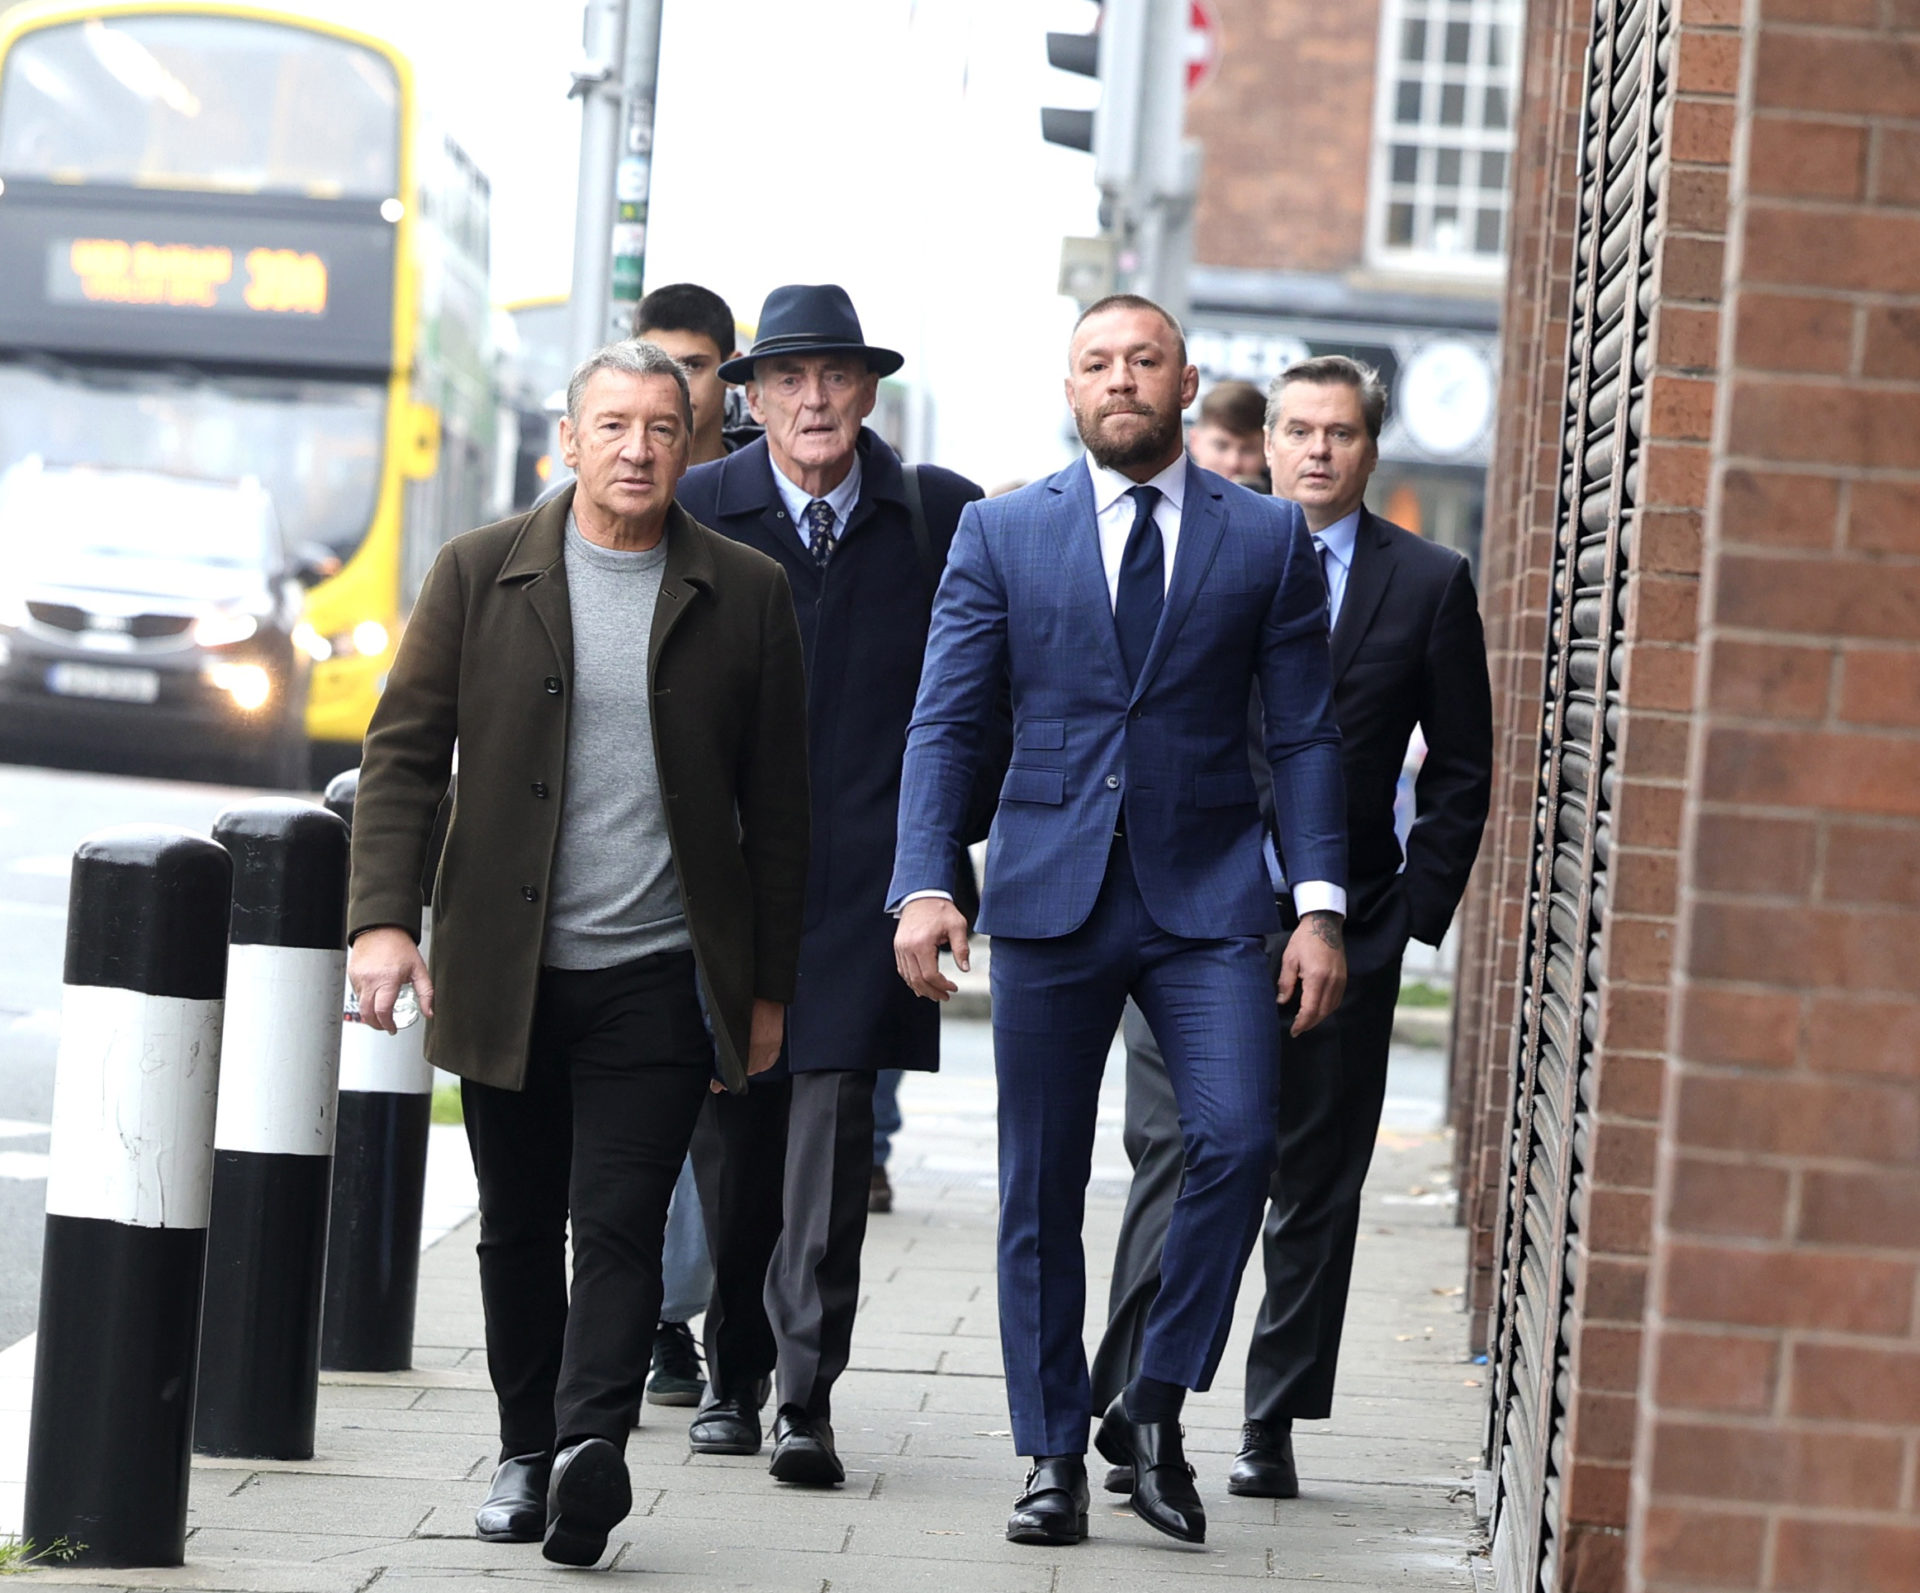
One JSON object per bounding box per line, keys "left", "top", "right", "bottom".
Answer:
{"left": 889, "top": 295, "right": 1349, "bottom": 1549}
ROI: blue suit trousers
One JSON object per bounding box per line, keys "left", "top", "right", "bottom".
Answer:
{"left": 989, "top": 836, "right": 1281, "bottom": 1457}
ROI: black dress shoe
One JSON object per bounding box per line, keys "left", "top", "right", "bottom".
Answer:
{"left": 1102, "top": 1463, "right": 1134, "bottom": 1495}
{"left": 541, "top": 1437, "right": 631, "bottom": 1567}
{"left": 1007, "top": 1455, "right": 1089, "bottom": 1545}
{"left": 689, "top": 1393, "right": 762, "bottom": 1455}
{"left": 474, "top": 1452, "right": 550, "bottom": 1542}
{"left": 768, "top": 1405, "right": 845, "bottom": 1487}
{"left": 1228, "top": 1420, "right": 1299, "bottom": 1498}
{"left": 1094, "top": 1396, "right": 1206, "bottom": 1544}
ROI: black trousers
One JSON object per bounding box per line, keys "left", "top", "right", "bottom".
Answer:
{"left": 1092, "top": 952, "right": 1401, "bottom": 1423}
{"left": 690, "top": 1068, "right": 876, "bottom": 1418}
{"left": 462, "top": 952, "right": 712, "bottom": 1459}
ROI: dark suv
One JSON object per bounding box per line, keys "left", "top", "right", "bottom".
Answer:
{"left": 0, "top": 458, "right": 320, "bottom": 787}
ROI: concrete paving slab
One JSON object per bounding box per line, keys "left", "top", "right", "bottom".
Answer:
{"left": 9, "top": 1023, "right": 1486, "bottom": 1590}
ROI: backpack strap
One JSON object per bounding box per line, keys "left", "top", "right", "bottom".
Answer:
{"left": 900, "top": 462, "right": 938, "bottom": 591}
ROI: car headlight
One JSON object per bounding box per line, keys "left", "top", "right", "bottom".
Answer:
{"left": 291, "top": 622, "right": 333, "bottom": 662}
{"left": 324, "top": 620, "right": 391, "bottom": 660}
{"left": 206, "top": 662, "right": 273, "bottom": 711}
{"left": 192, "top": 612, "right": 259, "bottom": 649}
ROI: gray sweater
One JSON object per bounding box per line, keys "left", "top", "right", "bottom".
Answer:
{"left": 542, "top": 515, "right": 690, "bottom": 969}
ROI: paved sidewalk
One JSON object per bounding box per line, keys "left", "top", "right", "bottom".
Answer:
{"left": 16, "top": 1020, "right": 1485, "bottom": 1591}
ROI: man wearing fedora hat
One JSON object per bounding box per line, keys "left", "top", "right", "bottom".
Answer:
{"left": 673, "top": 284, "right": 997, "bottom": 1487}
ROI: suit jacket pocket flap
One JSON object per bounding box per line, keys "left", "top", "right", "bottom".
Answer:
{"left": 1016, "top": 718, "right": 1066, "bottom": 751}
{"left": 1001, "top": 764, "right": 1066, "bottom": 805}
{"left": 1194, "top": 769, "right": 1258, "bottom": 808}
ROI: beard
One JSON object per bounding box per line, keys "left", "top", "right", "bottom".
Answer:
{"left": 1075, "top": 399, "right": 1182, "bottom": 472}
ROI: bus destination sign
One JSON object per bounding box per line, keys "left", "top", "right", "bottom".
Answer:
{"left": 0, "top": 182, "right": 394, "bottom": 370}
{"left": 48, "top": 237, "right": 330, "bottom": 317}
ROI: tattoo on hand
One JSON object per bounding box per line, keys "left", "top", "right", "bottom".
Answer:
{"left": 1303, "top": 910, "right": 1345, "bottom": 951}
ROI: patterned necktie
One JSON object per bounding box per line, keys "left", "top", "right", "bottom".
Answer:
{"left": 1113, "top": 485, "right": 1164, "bottom": 689}
{"left": 1314, "top": 535, "right": 1336, "bottom": 628}
{"left": 805, "top": 498, "right": 836, "bottom": 568}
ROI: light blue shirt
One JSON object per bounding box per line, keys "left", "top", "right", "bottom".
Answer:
{"left": 1263, "top": 506, "right": 1362, "bottom": 913}
{"left": 1312, "top": 507, "right": 1362, "bottom": 630}
{"left": 769, "top": 452, "right": 863, "bottom": 555}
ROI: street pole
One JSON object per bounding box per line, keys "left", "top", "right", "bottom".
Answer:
{"left": 565, "top": 0, "right": 629, "bottom": 367}
{"left": 1076, "top": 0, "right": 1198, "bottom": 321}
{"left": 1128, "top": 0, "right": 1200, "bottom": 322}
{"left": 608, "top": 0, "right": 664, "bottom": 344}
{"left": 1139, "top": 140, "right": 1203, "bottom": 324}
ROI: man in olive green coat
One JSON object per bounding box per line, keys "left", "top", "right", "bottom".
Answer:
{"left": 347, "top": 340, "right": 809, "bottom": 1570}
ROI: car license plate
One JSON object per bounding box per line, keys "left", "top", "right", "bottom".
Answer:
{"left": 46, "top": 662, "right": 161, "bottom": 704}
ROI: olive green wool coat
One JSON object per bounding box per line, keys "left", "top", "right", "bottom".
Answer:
{"left": 347, "top": 487, "right": 811, "bottom": 1093}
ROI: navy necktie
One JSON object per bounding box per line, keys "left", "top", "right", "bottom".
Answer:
{"left": 1114, "top": 485, "right": 1164, "bottom": 689}
{"left": 805, "top": 498, "right": 836, "bottom": 568}
{"left": 1314, "top": 535, "right": 1336, "bottom": 627}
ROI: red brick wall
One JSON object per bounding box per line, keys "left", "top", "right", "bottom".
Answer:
{"left": 1629, "top": 2, "right": 1920, "bottom": 1588}
{"left": 1188, "top": 0, "right": 1380, "bottom": 272}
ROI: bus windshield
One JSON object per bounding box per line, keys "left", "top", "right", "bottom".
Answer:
{"left": 0, "top": 15, "right": 399, "bottom": 199}
{"left": 0, "top": 362, "right": 385, "bottom": 560}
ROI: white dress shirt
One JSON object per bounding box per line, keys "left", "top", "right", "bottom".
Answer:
{"left": 1086, "top": 451, "right": 1186, "bottom": 603}
{"left": 769, "top": 452, "right": 863, "bottom": 555}
{"left": 1312, "top": 507, "right": 1362, "bottom": 630}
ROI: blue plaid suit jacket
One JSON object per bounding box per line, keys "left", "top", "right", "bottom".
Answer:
{"left": 888, "top": 458, "right": 1346, "bottom": 941}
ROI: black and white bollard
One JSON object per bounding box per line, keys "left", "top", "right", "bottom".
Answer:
{"left": 24, "top": 828, "right": 232, "bottom": 1567}
{"left": 319, "top": 768, "right": 433, "bottom": 1372}
{"left": 194, "top": 799, "right": 349, "bottom": 1460}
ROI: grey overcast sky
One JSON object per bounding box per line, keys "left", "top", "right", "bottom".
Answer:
{"left": 312, "top": 0, "right": 1109, "bottom": 487}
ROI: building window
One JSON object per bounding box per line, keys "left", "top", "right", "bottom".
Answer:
{"left": 1369, "top": 0, "right": 1522, "bottom": 275}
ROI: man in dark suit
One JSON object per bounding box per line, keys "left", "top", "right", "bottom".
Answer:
{"left": 891, "top": 295, "right": 1349, "bottom": 1551}
{"left": 1090, "top": 354, "right": 1492, "bottom": 1500}
{"left": 672, "top": 284, "right": 989, "bottom": 1488}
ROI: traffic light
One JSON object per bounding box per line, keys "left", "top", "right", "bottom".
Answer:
{"left": 1044, "top": 0, "right": 1201, "bottom": 317}
{"left": 1041, "top": 27, "right": 1098, "bottom": 154}
{"left": 1041, "top": 0, "right": 1148, "bottom": 194}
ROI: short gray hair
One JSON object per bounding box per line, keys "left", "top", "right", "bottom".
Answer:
{"left": 565, "top": 339, "right": 694, "bottom": 430}
{"left": 1266, "top": 355, "right": 1388, "bottom": 442}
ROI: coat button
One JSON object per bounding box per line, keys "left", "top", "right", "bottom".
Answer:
{"left": 545, "top": 676, "right": 562, "bottom": 695}
{"left": 1105, "top": 775, "right": 1120, "bottom": 790}
{"left": 521, "top": 885, "right": 539, "bottom": 902}
{"left": 532, "top": 782, "right": 548, "bottom": 798}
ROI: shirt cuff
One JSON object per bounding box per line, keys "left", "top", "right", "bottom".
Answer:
{"left": 1291, "top": 881, "right": 1347, "bottom": 918}
{"left": 893, "top": 889, "right": 954, "bottom": 918}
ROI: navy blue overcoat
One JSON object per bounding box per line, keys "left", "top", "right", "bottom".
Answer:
{"left": 676, "top": 428, "right": 985, "bottom": 1074}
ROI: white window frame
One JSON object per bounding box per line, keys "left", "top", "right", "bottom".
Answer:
{"left": 1366, "top": 0, "right": 1523, "bottom": 278}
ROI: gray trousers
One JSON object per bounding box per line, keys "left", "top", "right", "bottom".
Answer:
{"left": 1091, "top": 958, "right": 1402, "bottom": 1423}
{"left": 691, "top": 1069, "right": 876, "bottom": 1418}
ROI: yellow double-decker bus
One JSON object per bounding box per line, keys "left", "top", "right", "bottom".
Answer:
{"left": 0, "top": 1, "right": 495, "bottom": 776}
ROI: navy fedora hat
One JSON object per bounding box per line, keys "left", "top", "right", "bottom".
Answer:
{"left": 717, "top": 283, "right": 904, "bottom": 385}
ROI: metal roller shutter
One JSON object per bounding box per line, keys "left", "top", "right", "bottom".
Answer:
{"left": 1483, "top": 0, "right": 1674, "bottom": 1587}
